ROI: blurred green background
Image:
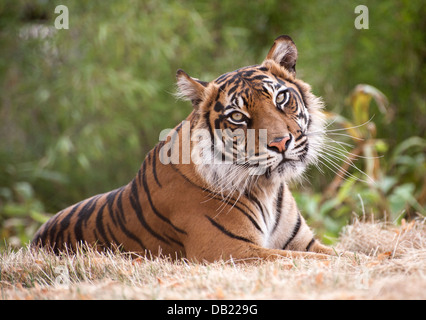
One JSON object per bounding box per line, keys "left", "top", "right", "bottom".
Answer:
{"left": 0, "top": 0, "right": 425, "bottom": 247}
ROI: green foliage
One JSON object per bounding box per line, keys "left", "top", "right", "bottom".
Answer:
{"left": 0, "top": 0, "right": 424, "bottom": 247}
{"left": 298, "top": 85, "right": 426, "bottom": 241}
{"left": 0, "top": 181, "right": 50, "bottom": 247}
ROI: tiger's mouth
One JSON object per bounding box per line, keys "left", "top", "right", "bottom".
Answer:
{"left": 264, "top": 153, "right": 309, "bottom": 179}
{"left": 264, "top": 158, "right": 289, "bottom": 178}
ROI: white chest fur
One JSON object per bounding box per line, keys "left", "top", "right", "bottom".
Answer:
{"left": 250, "top": 183, "right": 300, "bottom": 250}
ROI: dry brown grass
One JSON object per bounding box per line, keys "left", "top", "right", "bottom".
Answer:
{"left": 1, "top": 218, "right": 425, "bottom": 300}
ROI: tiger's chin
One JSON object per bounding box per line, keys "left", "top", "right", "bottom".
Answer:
{"left": 194, "top": 158, "right": 308, "bottom": 197}
{"left": 265, "top": 159, "right": 307, "bottom": 183}
{"left": 264, "top": 143, "right": 321, "bottom": 184}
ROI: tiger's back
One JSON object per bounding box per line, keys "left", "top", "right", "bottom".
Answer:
{"left": 33, "top": 142, "right": 190, "bottom": 256}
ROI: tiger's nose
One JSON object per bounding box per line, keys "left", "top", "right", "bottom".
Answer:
{"left": 268, "top": 135, "right": 292, "bottom": 153}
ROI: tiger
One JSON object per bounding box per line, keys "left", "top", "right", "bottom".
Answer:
{"left": 33, "top": 35, "right": 347, "bottom": 262}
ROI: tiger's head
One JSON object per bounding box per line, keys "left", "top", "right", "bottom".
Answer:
{"left": 176, "top": 35, "right": 325, "bottom": 194}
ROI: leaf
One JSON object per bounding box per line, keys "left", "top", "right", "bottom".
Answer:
{"left": 350, "top": 84, "right": 389, "bottom": 121}
{"left": 14, "top": 182, "right": 34, "bottom": 201}
{"left": 392, "top": 136, "right": 426, "bottom": 159}
{"left": 378, "top": 176, "right": 398, "bottom": 194}
{"left": 3, "top": 204, "right": 28, "bottom": 217}
{"left": 30, "top": 210, "right": 50, "bottom": 224}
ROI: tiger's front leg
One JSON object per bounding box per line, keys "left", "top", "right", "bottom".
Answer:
{"left": 181, "top": 205, "right": 339, "bottom": 262}
{"left": 307, "top": 236, "right": 358, "bottom": 259}
{"left": 184, "top": 236, "right": 333, "bottom": 263}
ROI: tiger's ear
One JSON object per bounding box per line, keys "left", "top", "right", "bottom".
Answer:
{"left": 266, "top": 35, "right": 298, "bottom": 76}
{"left": 176, "top": 69, "right": 208, "bottom": 108}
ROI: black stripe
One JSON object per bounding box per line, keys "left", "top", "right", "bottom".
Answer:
{"left": 246, "top": 192, "right": 266, "bottom": 227}
{"left": 215, "top": 71, "right": 232, "bottom": 84}
{"left": 66, "top": 233, "right": 72, "bottom": 250}
{"left": 93, "top": 229, "right": 100, "bottom": 245}
{"left": 272, "top": 184, "right": 284, "bottom": 234}
{"left": 129, "top": 178, "right": 170, "bottom": 245}
{"left": 292, "top": 138, "right": 307, "bottom": 153}
{"left": 282, "top": 213, "right": 301, "bottom": 250}
{"left": 105, "top": 188, "right": 123, "bottom": 227}
{"left": 169, "top": 164, "right": 262, "bottom": 233}
{"left": 204, "top": 111, "right": 213, "bottom": 141}
{"left": 114, "top": 186, "right": 127, "bottom": 223}
{"left": 106, "top": 223, "right": 122, "bottom": 249}
{"left": 95, "top": 201, "right": 109, "bottom": 245}
{"left": 260, "top": 85, "right": 272, "bottom": 98}
{"left": 204, "top": 110, "right": 216, "bottom": 157}
{"left": 175, "top": 121, "right": 184, "bottom": 133}
{"left": 291, "top": 82, "right": 307, "bottom": 109}
{"left": 250, "top": 74, "right": 269, "bottom": 82}
{"left": 151, "top": 144, "right": 162, "bottom": 188}
{"left": 73, "top": 195, "right": 102, "bottom": 245}
{"left": 114, "top": 186, "right": 146, "bottom": 250}
{"left": 295, "top": 131, "right": 306, "bottom": 142}
{"left": 237, "top": 203, "right": 263, "bottom": 233}
{"left": 306, "top": 238, "right": 316, "bottom": 252}
{"left": 137, "top": 166, "right": 143, "bottom": 186}
{"left": 141, "top": 162, "right": 187, "bottom": 235}
{"left": 227, "top": 84, "right": 238, "bottom": 96}
{"left": 146, "top": 147, "right": 152, "bottom": 165}
{"left": 165, "top": 235, "right": 184, "bottom": 248}
{"left": 35, "top": 210, "right": 62, "bottom": 246}
{"left": 206, "top": 216, "right": 253, "bottom": 244}
{"left": 50, "top": 200, "right": 84, "bottom": 246}
{"left": 214, "top": 101, "right": 224, "bottom": 112}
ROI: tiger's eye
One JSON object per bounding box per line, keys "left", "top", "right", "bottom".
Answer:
{"left": 231, "top": 112, "right": 243, "bottom": 121}
{"left": 276, "top": 92, "right": 285, "bottom": 104}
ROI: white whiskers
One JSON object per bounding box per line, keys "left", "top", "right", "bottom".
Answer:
{"left": 308, "top": 119, "right": 379, "bottom": 185}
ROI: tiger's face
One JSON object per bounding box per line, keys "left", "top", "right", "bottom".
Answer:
{"left": 176, "top": 36, "right": 325, "bottom": 193}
